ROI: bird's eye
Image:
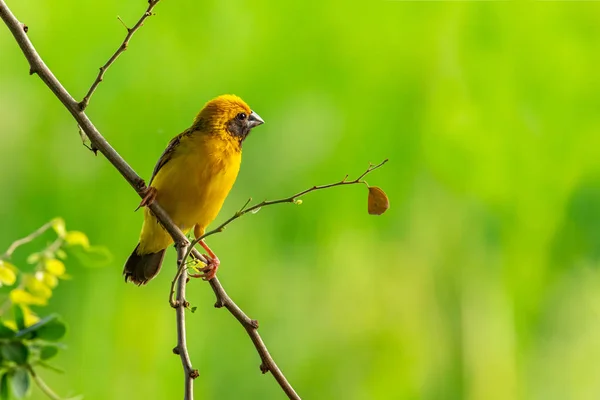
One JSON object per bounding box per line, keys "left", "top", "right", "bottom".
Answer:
{"left": 236, "top": 112, "right": 247, "bottom": 121}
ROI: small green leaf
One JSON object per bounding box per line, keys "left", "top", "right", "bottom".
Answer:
{"left": 64, "top": 231, "right": 89, "bottom": 249}
{"left": 10, "top": 289, "right": 47, "bottom": 307}
{"left": 0, "top": 262, "right": 17, "bottom": 287}
{"left": 190, "top": 307, "right": 197, "bottom": 313}
{"left": 67, "top": 245, "right": 112, "bottom": 268}
{"left": 51, "top": 218, "right": 66, "bottom": 238}
{"left": 36, "top": 272, "right": 58, "bottom": 289}
{"left": 0, "top": 372, "right": 9, "bottom": 400}
{"left": 21, "top": 306, "right": 39, "bottom": 328}
{"left": 36, "top": 319, "right": 66, "bottom": 341}
{"left": 13, "top": 305, "right": 25, "bottom": 331}
{"left": 23, "top": 275, "right": 52, "bottom": 300}
{"left": 0, "top": 323, "right": 16, "bottom": 339}
{"left": 55, "top": 249, "right": 67, "bottom": 260}
{"left": 43, "top": 259, "right": 65, "bottom": 277}
{"left": 15, "top": 315, "right": 57, "bottom": 339}
{"left": 1, "top": 342, "right": 29, "bottom": 365}
{"left": 39, "top": 345, "right": 59, "bottom": 360}
{"left": 25, "top": 253, "right": 40, "bottom": 265}
{"left": 37, "top": 361, "right": 64, "bottom": 374}
{"left": 11, "top": 368, "right": 29, "bottom": 399}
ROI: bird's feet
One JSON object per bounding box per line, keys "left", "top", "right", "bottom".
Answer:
{"left": 136, "top": 186, "right": 157, "bottom": 211}
{"left": 189, "top": 254, "right": 220, "bottom": 281}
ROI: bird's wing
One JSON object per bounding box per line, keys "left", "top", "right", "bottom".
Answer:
{"left": 148, "top": 129, "right": 190, "bottom": 186}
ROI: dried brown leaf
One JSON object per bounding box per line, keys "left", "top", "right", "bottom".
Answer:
{"left": 367, "top": 186, "right": 389, "bottom": 215}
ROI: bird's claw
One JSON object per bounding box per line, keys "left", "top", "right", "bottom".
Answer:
{"left": 136, "top": 186, "right": 157, "bottom": 211}
{"left": 188, "top": 254, "right": 220, "bottom": 281}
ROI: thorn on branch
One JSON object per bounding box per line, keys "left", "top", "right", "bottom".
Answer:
{"left": 134, "top": 180, "right": 148, "bottom": 195}
{"left": 117, "top": 16, "right": 131, "bottom": 32}
{"left": 82, "top": 142, "right": 97, "bottom": 155}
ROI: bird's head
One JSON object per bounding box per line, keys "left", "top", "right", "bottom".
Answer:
{"left": 194, "top": 94, "right": 264, "bottom": 143}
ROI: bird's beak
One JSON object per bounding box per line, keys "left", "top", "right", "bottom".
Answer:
{"left": 247, "top": 111, "right": 264, "bottom": 128}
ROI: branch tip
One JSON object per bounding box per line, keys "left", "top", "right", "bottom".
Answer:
{"left": 78, "top": 0, "right": 161, "bottom": 108}
{"left": 117, "top": 15, "right": 131, "bottom": 32}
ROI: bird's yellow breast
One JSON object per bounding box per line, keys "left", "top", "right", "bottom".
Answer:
{"left": 138, "top": 131, "right": 241, "bottom": 254}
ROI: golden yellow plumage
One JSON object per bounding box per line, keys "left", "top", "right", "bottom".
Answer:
{"left": 124, "top": 94, "right": 264, "bottom": 285}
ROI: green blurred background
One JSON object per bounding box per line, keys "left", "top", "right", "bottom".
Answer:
{"left": 2, "top": 0, "right": 600, "bottom": 399}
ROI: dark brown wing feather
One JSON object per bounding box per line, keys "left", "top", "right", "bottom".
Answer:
{"left": 148, "top": 129, "right": 192, "bottom": 186}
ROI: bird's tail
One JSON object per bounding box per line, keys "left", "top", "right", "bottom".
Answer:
{"left": 123, "top": 243, "right": 166, "bottom": 285}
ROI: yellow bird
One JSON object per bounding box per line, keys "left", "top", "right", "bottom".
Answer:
{"left": 124, "top": 94, "right": 264, "bottom": 285}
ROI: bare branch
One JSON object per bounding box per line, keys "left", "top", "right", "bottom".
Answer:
{"left": 174, "top": 241, "right": 198, "bottom": 399}
{"left": 28, "top": 367, "right": 62, "bottom": 400}
{"left": 0, "top": 219, "right": 54, "bottom": 260}
{"left": 180, "top": 159, "right": 389, "bottom": 270}
{"left": 208, "top": 280, "right": 300, "bottom": 399}
{"left": 78, "top": 0, "right": 160, "bottom": 111}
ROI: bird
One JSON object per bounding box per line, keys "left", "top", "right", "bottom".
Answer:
{"left": 123, "top": 94, "right": 264, "bottom": 285}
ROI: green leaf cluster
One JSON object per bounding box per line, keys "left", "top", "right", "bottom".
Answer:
{"left": 0, "top": 309, "right": 66, "bottom": 399}
{"left": 0, "top": 218, "right": 107, "bottom": 399}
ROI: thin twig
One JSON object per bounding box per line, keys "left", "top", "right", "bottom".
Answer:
{"left": 0, "top": 220, "right": 54, "bottom": 260}
{"left": 177, "top": 159, "right": 388, "bottom": 277}
{"left": 0, "top": 3, "right": 302, "bottom": 399}
{"left": 174, "top": 241, "right": 198, "bottom": 400}
{"left": 0, "top": 230, "right": 65, "bottom": 317}
{"left": 78, "top": 0, "right": 160, "bottom": 111}
{"left": 27, "top": 367, "right": 61, "bottom": 400}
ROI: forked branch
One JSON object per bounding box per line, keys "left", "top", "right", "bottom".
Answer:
{"left": 172, "top": 158, "right": 389, "bottom": 295}
{"left": 79, "top": 0, "right": 160, "bottom": 110}
{"left": 174, "top": 241, "right": 198, "bottom": 398}
{"left": 0, "top": 219, "right": 54, "bottom": 260}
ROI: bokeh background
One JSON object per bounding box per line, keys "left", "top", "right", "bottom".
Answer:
{"left": 2, "top": 0, "right": 600, "bottom": 399}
